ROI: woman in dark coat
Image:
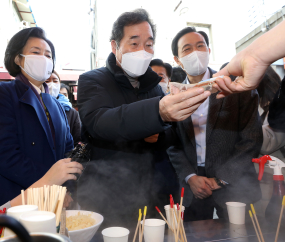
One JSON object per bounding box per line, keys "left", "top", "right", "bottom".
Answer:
{"left": 0, "top": 27, "right": 74, "bottom": 205}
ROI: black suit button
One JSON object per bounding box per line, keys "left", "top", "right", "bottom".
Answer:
{"left": 31, "top": 142, "right": 35, "bottom": 145}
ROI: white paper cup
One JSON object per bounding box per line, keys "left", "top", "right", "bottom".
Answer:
{"left": 142, "top": 219, "right": 165, "bottom": 242}
{"left": 164, "top": 204, "right": 185, "bottom": 230}
{"left": 4, "top": 205, "right": 38, "bottom": 237}
{"left": 19, "top": 211, "right": 56, "bottom": 234}
{"left": 226, "top": 202, "right": 246, "bottom": 225}
{"left": 102, "top": 227, "right": 129, "bottom": 242}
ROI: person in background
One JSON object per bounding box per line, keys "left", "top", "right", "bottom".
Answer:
{"left": 168, "top": 27, "right": 262, "bottom": 221}
{"left": 0, "top": 27, "right": 74, "bottom": 205}
{"left": 220, "top": 63, "right": 284, "bottom": 159}
{"left": 77, "top": 9, "right": 210, "bottom": 229}
{"left": 149, "top": 58, "right": 179, "bottom": 210}
{"left": 171, "top": 66, "right": 187, "bottom": 83}
{"left": 45, "top": 72, "right": 81, "bottom": 146}
{"left": 150, "top": 59, "right": 172, "bottom": 94}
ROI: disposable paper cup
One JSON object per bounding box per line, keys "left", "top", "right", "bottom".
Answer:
{"left": 164, "top": 204, "right": 185, "bottom": 229}
{"left": 4, "top": 205, "right": 38, "bottom": 237}
{"left": 142, "top": 219, "right": 165, "bottom": 242}
{"left": 226, "top": 202, "right": 246, "bottom": 225}
{"left": 19, "top": 211, "right": 56, "bottom": 234}
{"left": 102, "top": 227, "right": 129, "bottom": 242}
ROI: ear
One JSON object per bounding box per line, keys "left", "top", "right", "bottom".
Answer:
{"left": 111, "top": 40, "right": 117, "bottom": 55}
{"left": 174, "top": 56, "right": 182, "bottom": 67}
{"left": 208, "top": 47, "right": 211, "bottom": 55}
{"left": 14, "top": 55, "right": 21, "bottom": 66}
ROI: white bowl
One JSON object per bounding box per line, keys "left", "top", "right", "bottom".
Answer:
{"left": 66, "top": 210, "right": 104, "bottom": 242}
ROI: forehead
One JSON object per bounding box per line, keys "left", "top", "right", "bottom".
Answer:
{"left": 24, "top": 37, "right": 51, "bottom": 52}
{"left": 122, "top": 21, "right": 153, "bottom": 41}
{"left": 151, "top": 65, "right": 166, "bottom": 74}
{"left": 60, "top": 87, "right": 68, "bottom": 92}
{"left": 51, "top": 73, "right": 58, "bottom": 79}
{"left": 177, "top": 32, "right": 206, "bottom": 49}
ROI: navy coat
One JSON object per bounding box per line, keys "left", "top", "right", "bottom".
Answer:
{"left": 0, "top": 79, "right": 73, "bottom": 204}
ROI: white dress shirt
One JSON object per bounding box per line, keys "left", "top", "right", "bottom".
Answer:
{"left": 29, "top": 81, "right": 45, "bottom": 94}
{"left": 185, "top": 69, "right": 210, "bottom": 183}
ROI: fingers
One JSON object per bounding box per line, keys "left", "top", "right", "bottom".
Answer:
{"left": 170, "top": 87, "right": 205, "bottom": 104}
{"left": 213, "top": 67, "right": 229, "bottom": 78}
{"left": 67, "top": 162, "right": 83, "bottom": 171}
{"left": 67, "top": 174, "right": 77, "bottom": 181}
{"left": 67, "top": 167, "right": 82, "bottom": 175}
{"left": 62, "top": 158, "right": 72, "bottom": 163}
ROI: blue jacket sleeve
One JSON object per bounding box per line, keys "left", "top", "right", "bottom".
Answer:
{"left": 0, "top": 86, "right": 40, "bottom": 188}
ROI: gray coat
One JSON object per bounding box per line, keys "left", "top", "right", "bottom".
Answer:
{"left": 167, "top": 68, "right": 262, "bottom": 208}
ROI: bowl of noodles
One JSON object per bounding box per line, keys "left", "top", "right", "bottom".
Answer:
{"left": 66, "top": 210, "right": 104, "bottom": 242}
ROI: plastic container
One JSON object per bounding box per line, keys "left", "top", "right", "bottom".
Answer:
{"left": 164, "top": 204, "right": 185, "bottom": 229}
{"left": 102, "top": 227, "right": 129, "bottom": 242}
{"left": 142, "top": 219, "right": 165, "bottom": 242}
{"left": 226, "top": 202, "right": 246, "bottom": 225}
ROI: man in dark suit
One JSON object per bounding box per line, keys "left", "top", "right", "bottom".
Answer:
{"left": 167, "top": 27, "right": 262, "bottom": 221}
{"left": 77, "top": 11, "right": 211, "bottom": 229}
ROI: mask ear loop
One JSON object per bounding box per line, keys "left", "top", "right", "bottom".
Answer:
{"left": 115, "top": 42, "right": 123, "bottom": 66}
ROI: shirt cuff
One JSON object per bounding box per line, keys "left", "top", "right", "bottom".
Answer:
{"left": 185, "top": 174, "right": 197, "bottom": 183}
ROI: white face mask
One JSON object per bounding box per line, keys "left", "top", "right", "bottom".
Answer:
{"left": 20, "top": 54, "right": 53, "bottom": 82}
{"left": 159, "top": 82, "right": 168, "bottom": 93}
{"left": 116, "top": 48, "right": 153, "bottom": 78}
{"left": 47, "top": 82, "right": 60, "bottom": 98}
{"left": 179, "top": 51, "right": 209, "bottom": 76}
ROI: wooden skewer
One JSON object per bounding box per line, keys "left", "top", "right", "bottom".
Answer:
{"left": 139, "top": 206, "right": 147, "bottom": 242}
{"left": 51, "top": 191, "right": 60, "bottom": 213}
{"left": 251, "top": 204, "right": 265, "bottom": 242}
{"left": 275, "top": 196, "right": 285, "bottom": 242}
{"left": 21, "top": 190, "right": 25, "bottom": 205}
{"left": 249, "top": 211, "right": 261, "bottom": 242}
{"left": 139, "top": 217, "right": 142, "bottom": 241}
{"left": 170, "top": 201, "right": 177, "bottom": 242}
{"left": 155, "top": 206, "right": 174, "bottom": 233}
{"left": 41, "top": 187, "right": 44, "bottom": 211}
{"left": 176, "top": 188, "right": 184, "bottom": 242}
{"left": 133, "top": 209, "right": 142, "bottom": 242}
{"left": 175, "top": 204, "right": 185, "bottom": 242}
{"left": 181, "top": 211, "right": 187, "bottom": 242}
{"left": 56, "top": 187, "right": 67, "bottom": 226}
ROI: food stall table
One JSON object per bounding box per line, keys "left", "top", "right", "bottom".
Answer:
{"left": 91, "top": 218, "right": 285, "bottom": 242}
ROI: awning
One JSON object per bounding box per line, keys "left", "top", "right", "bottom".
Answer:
{"left": 13, "top": 0, "right": 37, "bottom": 27}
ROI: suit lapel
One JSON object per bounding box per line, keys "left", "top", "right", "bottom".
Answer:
{"left": 182, "top": 116, "right": 196, "bottom": 148}
{"left": 19, "top": 88, "right": 55, "bottom": 152}
{"left": 206, "top": 93, "right": 224, "bottom": 142}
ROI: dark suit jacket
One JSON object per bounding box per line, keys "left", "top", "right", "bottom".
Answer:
{"left": 167, "top": 68, "right": 262, "bottom": 207}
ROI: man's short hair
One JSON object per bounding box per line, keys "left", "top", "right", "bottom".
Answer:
{"left": 110, "top": 9, "right": 156, "bottom": 46}
{"left": 150, "top": 59, "right": 173, "bottom": 78}
{"left": 171, "top": 27, "right": 209, "bottom": 57}
{"left": 171, "top": 67, "right": 187, "bottom": 83}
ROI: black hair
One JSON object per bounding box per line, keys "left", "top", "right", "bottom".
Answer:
{"left": 110, "top": 9, "right": 156, "bottom": 46}
{"left": 171, "top": 27, "right": 209, "bottom": 57}
{"left": 60, "top": 83, "right": 70, "bottom": 95}
{"left": 4, "top": 27, "right": 55, "bottom": 77}
{"left": 171, "top": 67, "right": 187, "bottom": 83}
{"left": 257, "top": 66, "right": 281, "bottom": 113}
{"left": 149, "top": 59, "right": 173, "bottom": 78}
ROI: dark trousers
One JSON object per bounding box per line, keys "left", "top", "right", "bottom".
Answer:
{"left": 184, "top": 167, "right": 225, "bottom": 222}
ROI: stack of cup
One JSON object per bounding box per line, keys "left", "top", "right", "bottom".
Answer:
{"left": 4, "top": 205, "right": 38, "bottom": 238}
{"left": 226, "top": 202, "right": 246, "bottom": 225}
{"left": 102, "top": 227, "right": 129, "bottom": 242}
{"left": 142, "top": 219, "right": 166, "bottom": 242}
{"left": 19, "top": 211, "right": 56, "bottom": 234}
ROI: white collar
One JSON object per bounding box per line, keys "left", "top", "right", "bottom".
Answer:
{"left": 29, "top": 81, "right": 45, "bottom": 94}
